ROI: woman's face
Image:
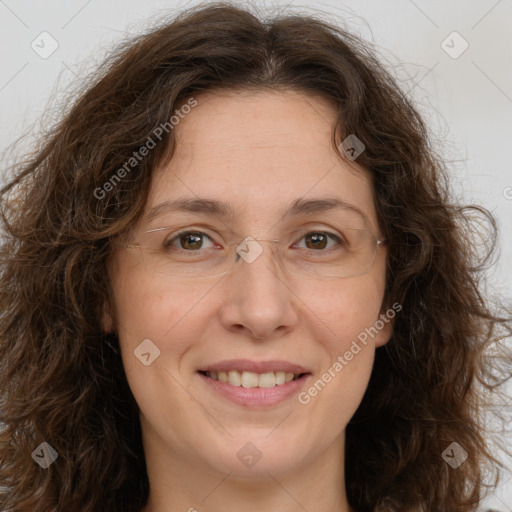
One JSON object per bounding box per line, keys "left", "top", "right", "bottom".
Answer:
{"left": 106, "top": 90, "right": 391, "bottom": 483}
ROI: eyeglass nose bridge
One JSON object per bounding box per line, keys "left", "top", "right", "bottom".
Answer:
{"left": 233, "top": 236, "right": 282, "bottom": 266}
{"left": 123, "top": 229, "right": 385, "bottom": 280}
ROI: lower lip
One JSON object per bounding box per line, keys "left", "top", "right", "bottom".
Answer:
{"left": 198, "top": 372, "right": 311, "bottom": 408}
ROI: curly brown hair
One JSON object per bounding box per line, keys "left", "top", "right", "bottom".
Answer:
{"left": 1, "top": 2, "right": 511, "bottom": 511}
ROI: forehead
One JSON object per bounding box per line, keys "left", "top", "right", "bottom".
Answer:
{"left": 147, "top": 89, "right": 379, "bottom": 232}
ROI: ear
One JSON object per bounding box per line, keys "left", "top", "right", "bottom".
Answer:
{"left": 102, "top": 299, "right": 114, "bottom": 334}
{"left": 375, "top": 318, "right": 393, "bottom": 348}
{"left": 374, "top": 304, "right": 400, "bottom": 348}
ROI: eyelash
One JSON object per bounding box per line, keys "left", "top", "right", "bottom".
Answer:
{"left": 164, "top": 229, "right": 344, "bottom": 252}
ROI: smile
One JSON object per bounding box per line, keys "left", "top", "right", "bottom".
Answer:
{"left": 200, "top": 370, "right": 304, "bottom": 388}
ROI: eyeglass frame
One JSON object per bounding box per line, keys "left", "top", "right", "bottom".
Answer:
{"left": 114, "top": 225, "right": 387, "bottom": 280}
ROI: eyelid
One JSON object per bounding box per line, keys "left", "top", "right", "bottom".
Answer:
{"left": 155, "top": 225, "right": 239, "bottom": 243}
{"left": 150, "top": 225, "right": 344, "bottom": 239}
{"left": 166, "top": 229, "right": 217, "bottom": 250}
{"left": 146, "top": 224, "right": 234, "bottom": 236}
{"left": 144, "top": 214, "right": 372, "bottom": 240}
{"left": 157, "top": 226, "right": 348, "bottom": 250}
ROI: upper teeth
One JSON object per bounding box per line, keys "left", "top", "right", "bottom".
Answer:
{"left": 205, "top": 370, "right": 299, "bottom": 388}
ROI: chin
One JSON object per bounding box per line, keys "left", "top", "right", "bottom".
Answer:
{"left": 202, "top": 432, "right": 306, "bottom": 478}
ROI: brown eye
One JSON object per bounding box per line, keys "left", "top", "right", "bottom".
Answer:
{"left": 305, "top": 232, "right": 328, "bottom": 250}
{"left": 165, "top": 231, "right": 215, "bottom": 251}
{"left": 297, "top": 231, "right": 342, "bottom": 251}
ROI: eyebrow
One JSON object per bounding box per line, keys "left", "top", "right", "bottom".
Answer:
{"left": 144, "top": 196, "right": 369, "bottom": 224}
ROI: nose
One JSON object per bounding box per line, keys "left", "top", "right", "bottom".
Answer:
{"left": 217, "top": 239, "right": 299, "bottom": 340}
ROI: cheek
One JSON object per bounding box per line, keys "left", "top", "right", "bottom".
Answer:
{"left": 300, "top": 275, "right": 385, "bottom": 347}
{"left": 111, "top": 247, "right": 193, "bottom": 331}
{"left": 296, "top": 278, "right": 383, "bottom": 427}
{"left": 303, "top": 276, "right": 383, "bottom": 378}
{"left": 110, "top": 267, "right": 215, "bottom": 375}
{"left": 113, "top": 279, "right": 189, "bottom": 339}
{"left": 110, "top": 274, "right": 206, "bottom": 422}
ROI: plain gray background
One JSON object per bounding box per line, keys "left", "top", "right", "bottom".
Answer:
{"left": 0, "top": 0, "right": 511, "bottom": 509}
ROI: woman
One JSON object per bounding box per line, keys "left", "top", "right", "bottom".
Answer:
{"left": 0, "top": 3, "right": 511, "bottom": 511}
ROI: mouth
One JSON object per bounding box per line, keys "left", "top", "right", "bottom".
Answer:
{"left": 198, "top": 370, "right": 308, "bottom": 388}
{"left": 197, "top": 362, "right": 312, "bottom": 408}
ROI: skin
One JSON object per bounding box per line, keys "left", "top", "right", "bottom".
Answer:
{"left": 104, "top": 89, "right": 392, "bottom": 512}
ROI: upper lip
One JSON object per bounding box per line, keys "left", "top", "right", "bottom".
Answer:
{"left": 198, "top": 359, "right": 310, "bottom": 374}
